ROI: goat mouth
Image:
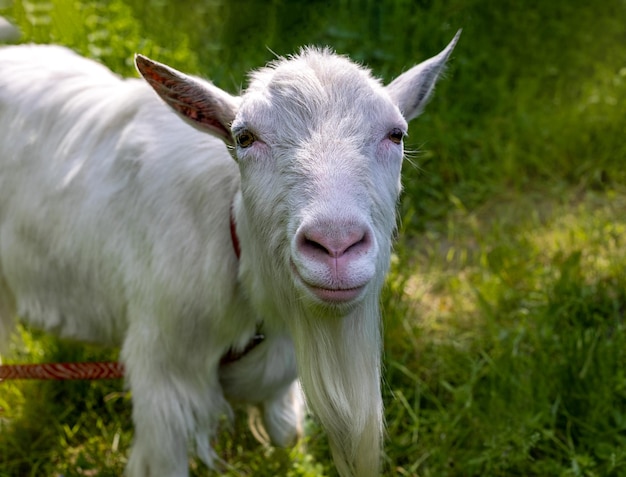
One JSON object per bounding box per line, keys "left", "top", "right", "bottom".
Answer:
{"left": 306, "top": 284, "right": 365, "bottom": 304}
{"left": 290, "top": 260, "right": 366, "bottom": 304}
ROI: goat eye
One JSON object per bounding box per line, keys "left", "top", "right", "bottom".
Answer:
{"left": 388, "top": 128, "right": 405, "bottom": 145}
{"left": 235, "top": 129, "right": 256, "bottom": 148}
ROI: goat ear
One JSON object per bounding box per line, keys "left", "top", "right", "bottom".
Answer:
{"left": 135, "top": 54, "right": 240, "bottom": 146}
{"left": 386, "top": 30, "right": 461, "bottom": 121}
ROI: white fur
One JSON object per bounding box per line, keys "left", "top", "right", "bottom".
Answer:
{"left": 0, "top": 32, "right": 459, "bottom": 477}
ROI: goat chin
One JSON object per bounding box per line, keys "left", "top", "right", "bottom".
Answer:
{"left": 289, "top": 295, "right": 383, "bottom": 477}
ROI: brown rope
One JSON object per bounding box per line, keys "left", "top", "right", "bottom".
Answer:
{"left": 0, "top": 361, "right": 124, "bottom": 380}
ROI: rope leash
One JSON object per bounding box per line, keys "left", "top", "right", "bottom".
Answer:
{"left": 0, "top": 333, "right": 265, "bottom": 381}
{"left": 0, "top": 361, "right": 124, "bottom": 380}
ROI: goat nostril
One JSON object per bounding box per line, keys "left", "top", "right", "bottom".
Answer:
{"left": 345, "top": 233, "right": 368, "bottom": 254}
{"left": 304, "top": 237, "right": 331, "bottom": 256}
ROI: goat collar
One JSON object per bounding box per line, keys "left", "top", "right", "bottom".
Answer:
{"left": 219, "top": 329, "right": 265, "bottom": 365}
{"left": 223, "top": 206, "right": 265, "bottom": 365}
{"left": 230, "top": 206, "right": 241, "bottom": 260}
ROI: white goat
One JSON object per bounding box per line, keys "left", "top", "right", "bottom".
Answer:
{"left": 0, "top": 33, "right": 459, "bottom": 477}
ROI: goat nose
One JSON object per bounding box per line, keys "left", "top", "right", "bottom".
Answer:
{"left": 293, "top": 220, "right": 378, "bottom": 304}
{"left": 296, "top": 223, "right": 372, "bottom": 261}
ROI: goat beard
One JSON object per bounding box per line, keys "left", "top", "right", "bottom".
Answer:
{"left": 289, "top": 294, "right": 383, "bottom": 477}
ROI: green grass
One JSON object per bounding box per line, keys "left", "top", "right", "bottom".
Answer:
{"left": 384, "top": 187, "right": 626, "bottom": 476}
{"left": 1, "top": 0, "right": 626, "bottom": 475}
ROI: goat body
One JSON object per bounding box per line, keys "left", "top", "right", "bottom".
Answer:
{"left": 0, "top": 34, "right": 459, "bottom": 476}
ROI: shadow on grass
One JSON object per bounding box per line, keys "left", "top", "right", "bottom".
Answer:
{"left": 382, "top": 191, "right": 626, "bottom": 476}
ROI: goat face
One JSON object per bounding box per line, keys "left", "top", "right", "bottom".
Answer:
{"left": 231, "top": 51, "right": 406, "bottom": 316}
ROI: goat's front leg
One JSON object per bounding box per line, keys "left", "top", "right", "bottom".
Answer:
{"left": 122, "top": 321, "right": 228, "bottom": 477}
{"left": 259, "top": 380, "right": 304, "bottom": 447}
{"left": 219, "top": 331, "right": 303, "bottom": 447}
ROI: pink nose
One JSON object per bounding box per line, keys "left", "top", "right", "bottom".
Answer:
{"left": 296, "top": 223, "right": 372, "bottom": 267}
{"left": 293, "top": 219, "right": 377, "bottom": 304}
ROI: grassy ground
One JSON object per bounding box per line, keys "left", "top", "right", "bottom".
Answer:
{"left": 1, "top": 0, "right": 625, "bottom": 476}
{"left": 384, "top": 186, "right": 626, "bottom": 476}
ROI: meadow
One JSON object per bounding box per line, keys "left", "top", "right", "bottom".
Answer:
{"left": 1, "top": 0, "right": 625, "bottom": 475}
